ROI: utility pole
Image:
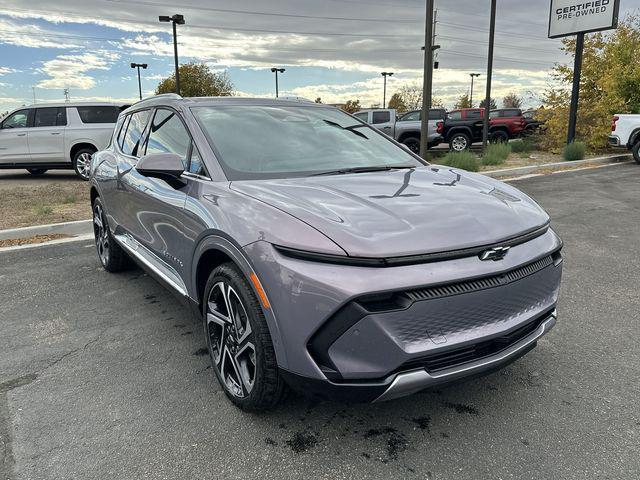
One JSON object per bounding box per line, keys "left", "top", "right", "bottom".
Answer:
{"left": 32, "top": 87, "right": 36, "bottom": 104}
{"left": 63, "top": 88, "right": 70, "bottom": 102}
{"left": 130, "top": 63, "right": 148, "bottom": 100}
{"left": 419, "top": 0, "right": 435, "bottom": 159}
{"left": 482, "top": 0, "right": 497, "bottom": 149}
{"left": 381, "top": 72, "right": 393, "bottom": 108}
{"left": 159, "top": 14, "right": 185, "bottom": 95}
{"left": 469, "top": 73, "right": 480, "bottom": 107}
{"left": 567, "top": 32, "right": 584, "bottom": 144}
{"left": 270, "top": 68, "right": 285, "bottom": 97}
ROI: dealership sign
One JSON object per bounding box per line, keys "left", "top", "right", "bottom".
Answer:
{"left": 549, "top": 0, "right": 620, "bottom": 38}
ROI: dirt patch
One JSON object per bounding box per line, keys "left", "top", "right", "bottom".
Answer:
{"left": 0, "top": 233, "right": 70, "bottom": 248}
{"left": 479, "top": 151, "right": 602, "bottom": 172}
{"left": 0, "top": 175, "right": 91, "bottom": 230}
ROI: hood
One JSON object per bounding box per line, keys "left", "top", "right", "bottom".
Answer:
{"left": 230, "top": 166, "right": 549, "bottom": 258}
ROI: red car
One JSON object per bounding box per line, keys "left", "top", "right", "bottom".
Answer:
{"left": 447, "top": 108, "right": 526, "bottom": 143}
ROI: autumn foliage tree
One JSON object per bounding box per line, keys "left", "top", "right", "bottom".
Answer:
{"left": 341, "top": 100, "right": 361, "bottom": 113}
{"left": 502, "top": 92, "right": 523, "bottom": 109}
{"left": 387, "top": 93, "right": 408, "bottom": 112}
{"left": 540, "top": 15, "right": 640, "bottom": 151}
{"left": 454, "top": 93, "right": 472, "bottom": 109}
{"left": 156, "top": 62, "right": 234, "bottom": 97}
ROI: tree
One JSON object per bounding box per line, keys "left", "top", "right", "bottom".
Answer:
{"left": 387, "top": 93, "right": 408, "bottom": 112}
{"left": 396, "top": 83, "right": 423, "bottom": 110}
{"left": 502, "top": 92, "right": 523, "bottom": 109}
{"left": 454, "top": 93, "right": 472, "bottom": 109}
{"left": 156, "top": 62, "right": 234, "bottom": 97}
{"left": 479, "top": 97, "right": 498, "bottom": 110}
{"left": 341, "top": 99, "right": 361, "bottom": 114}
{"left": 540, "top": 15, "right": 640, "bottom": 151}
{"left": 314, "top": 97, "right": 323, "bottom": 104}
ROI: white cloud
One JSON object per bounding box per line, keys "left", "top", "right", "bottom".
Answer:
{"left": 37, "top": 52, "right": 118, "bottom": 89}
{"left": 0, "top": 67, "right": 18, "bottom": 75}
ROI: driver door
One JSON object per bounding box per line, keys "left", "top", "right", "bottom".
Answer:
{"left": 0, "top": 109, "right": 31, "bottom": 165}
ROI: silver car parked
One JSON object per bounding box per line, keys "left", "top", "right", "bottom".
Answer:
{"left": 90, "top": 94, "right": 563, "bottom": 411}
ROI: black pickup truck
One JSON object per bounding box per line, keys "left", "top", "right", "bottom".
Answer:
{"left": 442, "top": 110, "right": 484, "bottom": 151}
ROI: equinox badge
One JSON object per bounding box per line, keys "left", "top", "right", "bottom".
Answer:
{"left": 479, "top": 246, "right": 510, "bottom": 261}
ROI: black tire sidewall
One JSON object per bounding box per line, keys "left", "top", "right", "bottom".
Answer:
{"left": 402, "top": 137, "right": 420, "bottom": 154}
{"left": 73, "top": 148, "right": 95, "bottom": 181}
{"left": 632, "top": 141, "right": 640, "bottom": 164}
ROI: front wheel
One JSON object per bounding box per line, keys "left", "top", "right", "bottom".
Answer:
{"left": 203, "top": 263, "right": 286, "bottom": 411}
{"left": 401, "top": 137, "right": 421, "bottom": 154}
{"left": 92, "top": 197, "right": 130, "bottom": 272}
{"left": 73, "top": 148, "right": 95, "bottom": 181}
{"left": 27, "top": 168, "right": 48, "bottom": 176}
{"left": 490, "top": 130, "right": 509, "bottom": 143}
{"left": 632, "top": 141, "right": 640, "bottom": 164}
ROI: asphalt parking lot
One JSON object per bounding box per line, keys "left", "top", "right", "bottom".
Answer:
{"left": 1, "top": 164, "right": 639, "bottom": 480}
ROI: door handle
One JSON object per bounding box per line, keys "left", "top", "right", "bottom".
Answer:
{"left": 17, "top": 133, "right": 26, "bottom": 137}
{"left": 51, "top": 132, "right": 61, "bottom": 135}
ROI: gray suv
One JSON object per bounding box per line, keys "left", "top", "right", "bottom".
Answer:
{"left": 90, "top": 94, "right": 563, "bottom": 411}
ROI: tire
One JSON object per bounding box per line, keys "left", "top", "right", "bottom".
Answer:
{"left": 632, "top": 141, "right": 640, "bottom": 165}
{"left": 449, "top": 132, "right": 471, "bottom": 152}
{"left": 72, "top": 147, "right": 95, "bottom": 181}
{"left": 490, "top": 130, "right": 509, "bottom": 143}
{"left": 92, "top": 197, "right": 130, "bottom": 272}
{"left": 203, "top": 263, "right": 286, "bottom": 411}
{"left": 401, "top": 137, "right": 421, "bottom": 154}
{"left": 26, "top": 168, "right": 48, "bottom": 176}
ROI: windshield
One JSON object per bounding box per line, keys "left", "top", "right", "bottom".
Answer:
{"left": 192, "top": 105, "right": 424, "bottom": 180}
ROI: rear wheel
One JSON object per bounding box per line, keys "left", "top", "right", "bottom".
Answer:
{"left": 92, "top": 197, "right": 129, "bottom": 272}
{"left": 490, "top": 130, "right": 509, "bottom": 143}
{"left": 632, "top": 141, "right": 640, "bottom": 164}
{"left": 401, "top": 137, "right": 421, "bottom": 154}
{"left": 203, "top": 263, "right": 286, "bottom": 411}
{"left": 26, "top": 168, "right": 48, "bottom": 176}
{"left": 73, "top": 148, "right": 95, "bottom": 181}
{"left": 449, "top": 132, "right": 471, "bottom": 152}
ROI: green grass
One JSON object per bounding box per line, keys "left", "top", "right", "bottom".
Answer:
{"left": 481, "top": 143, "right": 511, "bottom": 166}
{"left": 563, "top": 141, "right": 587, "bottom": 161}
{"left": 33, "top": 205, "right": 53, "bottom": 217}
{"left": 518, "top": 151, "right": 531, "bottom": 159}
{"left": 511, "top": 136, "right": 541, "bottom": 154}
{"left": 62, "top": 193, "right": 77, "bottom": 204}
{"left": 442, "top": 151, "right": 480, "bottom": 172}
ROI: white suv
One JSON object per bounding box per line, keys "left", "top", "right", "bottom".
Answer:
{"left": 0, "top": 102, "right": 129, "bottom": 180}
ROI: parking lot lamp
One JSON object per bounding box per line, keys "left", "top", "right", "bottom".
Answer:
{"left": 469, "top": 73, "right": 481, "bottom": 107}
{"left": 159, "top": 14, "right": 185, "bottom": 96}
{"left": 270, "top": 68, "right": 285, "bottom": 98}
{"left": 381, "top": 72, "right": 393, "bottom": 107}
{"left": 130, "top": 63, "right": 148, "bottom": 100}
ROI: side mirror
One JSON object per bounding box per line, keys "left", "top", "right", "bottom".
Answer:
{"left": 135, "top": 153, "right": 184, "bottom": 180}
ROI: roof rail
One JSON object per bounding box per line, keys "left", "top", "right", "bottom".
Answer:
{"left": 128, "top": 93, "right": 183, "bottom": 109}
{"left": 278, "top": 96, "right": 315, "bottom": 103}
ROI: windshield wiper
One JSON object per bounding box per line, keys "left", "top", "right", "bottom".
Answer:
{"left": 311, "top": 165, "right": 416, "bottom": 176}
{"left": 323, "top": 120, "right": 369, "bottom": 139}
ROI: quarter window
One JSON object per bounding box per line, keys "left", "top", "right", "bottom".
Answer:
{"left": 189, "top": 145, "right": 206, "bottom": 176}
{"left": 2, "top": 109, "right": 29, "bottom": 129}
{"left": 121, "top": 110, "right": 150, "bottom": 157}
{"left": 34, "top": 108, "right": 67, "bottom": 127}
{"left": 146, "top": 109, "right": 191, "bottom": 169}
{"left": 77, "top": 106, "right": 121, "bottom": 124}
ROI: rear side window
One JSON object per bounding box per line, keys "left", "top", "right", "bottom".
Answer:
{"left": 34, "top": 107, "right": 67, "bottom": 127}
{"left": 146, "top": 109, "right": 191, "bottom": 169}
{"left": 353, "top": 112, "right": 368, "bottom": 122}
{"left": 77, "top": 106, "right": 121, "bottom": 124}
{"left": 121, "top": 110, "right": 150, "bottom": 157}
{"left": 429, "top": 109, "right": 445, "bottom": 120}
{"left": 372, "top": 111, "right": 391, "bottom": 124}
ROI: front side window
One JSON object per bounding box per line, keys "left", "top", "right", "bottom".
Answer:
{"left": 77, "top": 106, "right": 121, "bottom": 124}
{"left": 448, "top": 111, "right": 462, "bottom": 121}
{"left": 2, "top": 109, "right": 29, "bottom": 129}
{"left": 146, "top": 109, "right": 191, "bottom": 169}
{"left": 34, "top": 108, "right": 66, "bottom": 127}
{"left": 192, "top": 105, "right": 422, "bottom": 180}
{"left": 372, "top": 111, "right": 391, "bottom": 124}
{"left": 489, "top": 111, "right": 500, "bottom": 119}
{"left": 121, "top": 110, "right": 150, "bottom": 157}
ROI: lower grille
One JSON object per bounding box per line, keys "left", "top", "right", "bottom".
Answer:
{"left": 400, "top": 311, "right": 550, "bottom": 373}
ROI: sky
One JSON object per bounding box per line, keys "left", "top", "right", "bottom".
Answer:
{"left": 0, "top": 0, "right": 638, "bottom": 113}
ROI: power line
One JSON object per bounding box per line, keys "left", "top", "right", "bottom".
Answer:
{"left": 104, "top": 0, "right": 418, "bottom": 23}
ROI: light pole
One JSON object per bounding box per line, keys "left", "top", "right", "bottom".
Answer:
{"left": 419, "top": 0, "right": 435, "bottom": 159}
{"left": 469, "top": 73, "right": 480, "bottom": 107}
{"left": 270, "top": 67, "right": 285, "bottom": 98}
{"left": 159, "top": 14, "right": 185, "bottom": 96}
{"left": 482, "top": 0, "right": 497, "bottom": 149}
{"left": 381, "top": 72, "right": 393, "bottom": 108}
{"left": 131, "top": 63, "right": 148, "bottom": 100}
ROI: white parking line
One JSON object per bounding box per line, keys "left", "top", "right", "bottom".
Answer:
{"left": 0, "top": 234, "right": 94, "bottom": 253}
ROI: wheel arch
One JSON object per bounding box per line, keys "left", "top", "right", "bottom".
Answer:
{"left": 629, "top": 128, "right": 640, "bottom": 146}
{"left": 191, "top": 234, "right": 288, "bottom": 369}
{"left": 70, "top": 142, "right": 98, "bottom": 162}
{"left": 445, "top": 127, "right": 472, "bottom": 141}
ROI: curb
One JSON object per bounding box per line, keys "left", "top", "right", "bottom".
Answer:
{"left": 0, "top": 219, "right": 92, "bottom": 241}
{"left": 483, "top": 153, "right": 632, "bottom": 178}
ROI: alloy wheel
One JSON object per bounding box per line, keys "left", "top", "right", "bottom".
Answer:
{"left": 451, "top": 136, "right": 468, "bottom": 151}
{"left": 93, "top": 203, "right": 109, "bottom": 266}
{"left": 206, "top": 282, "right": 257, "bottom": 398}
{"left": 76, "top": 152, "right": 92, "bottom": 179}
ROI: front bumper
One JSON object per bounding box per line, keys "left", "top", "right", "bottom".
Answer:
{"left": 244, "top": 229, "right": 563, "bottom": 400}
